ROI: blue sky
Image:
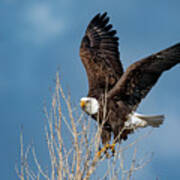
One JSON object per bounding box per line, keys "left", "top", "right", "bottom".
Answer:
{"left": 0, "top": 0, "right": 180, "bottom": 179}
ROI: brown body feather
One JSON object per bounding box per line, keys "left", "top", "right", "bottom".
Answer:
{"left": 80, "top": 12, "right": 180, "bottom": 145}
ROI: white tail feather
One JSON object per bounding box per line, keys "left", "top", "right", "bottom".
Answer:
{"left": 134, "top": 112, "right": 164, "bottom": 127}
{"left": 125, "top": 112, "right": 164, "bottom": 129}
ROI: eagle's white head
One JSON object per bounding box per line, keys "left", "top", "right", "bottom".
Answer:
{"left": 80, "top": 97, "right": 99, "bottom": 115}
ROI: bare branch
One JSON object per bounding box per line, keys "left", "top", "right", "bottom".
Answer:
{"left": 17, "top": 72, "right": 153, "bottom": 180}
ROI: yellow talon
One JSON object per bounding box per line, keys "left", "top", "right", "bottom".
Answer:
{"left": 96, "top": 144, "right": 116, "bottom": 158}
{"left": 97, "top": 149, "right": 103, "bottom": 157}
{"left": 110, "top": 144, "right": 115, "bottom": 155}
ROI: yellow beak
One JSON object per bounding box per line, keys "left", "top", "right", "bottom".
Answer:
{"left": 80, "top": 100, "right": 86, "bottom": 108}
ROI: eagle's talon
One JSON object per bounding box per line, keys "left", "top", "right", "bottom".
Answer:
{"left": 96, "top": 151, "right": 102, "bottom": 158}
{"left": 96, "top": 144, "right": 116, "bottom": 158}
{"left": 110, "top": 144, "right": 116, "bottom": 156}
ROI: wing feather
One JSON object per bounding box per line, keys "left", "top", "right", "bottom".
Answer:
{"left": 107, "top": 43, "right": 180, "bottom": 110}
{"left": 80, "top": 12, "right": 123, "bottom": 97}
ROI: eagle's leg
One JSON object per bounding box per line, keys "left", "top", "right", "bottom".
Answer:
{"left": 96, "top": 126, "right": 116, "bottom": 158}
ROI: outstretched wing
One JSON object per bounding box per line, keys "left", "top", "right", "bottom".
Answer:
{"left": 80, "top": 12, "right": 123, "bottom": 97}
{"left": 107, "top": 43, "right": 180, "bottom": 111}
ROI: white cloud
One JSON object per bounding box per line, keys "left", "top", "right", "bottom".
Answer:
{"left": 22, "top": 3, "right": 65, "bottom": 44}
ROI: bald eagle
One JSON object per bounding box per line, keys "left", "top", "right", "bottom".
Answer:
{"left": 79, "top": 12, "right": 180, "bottom": 152}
